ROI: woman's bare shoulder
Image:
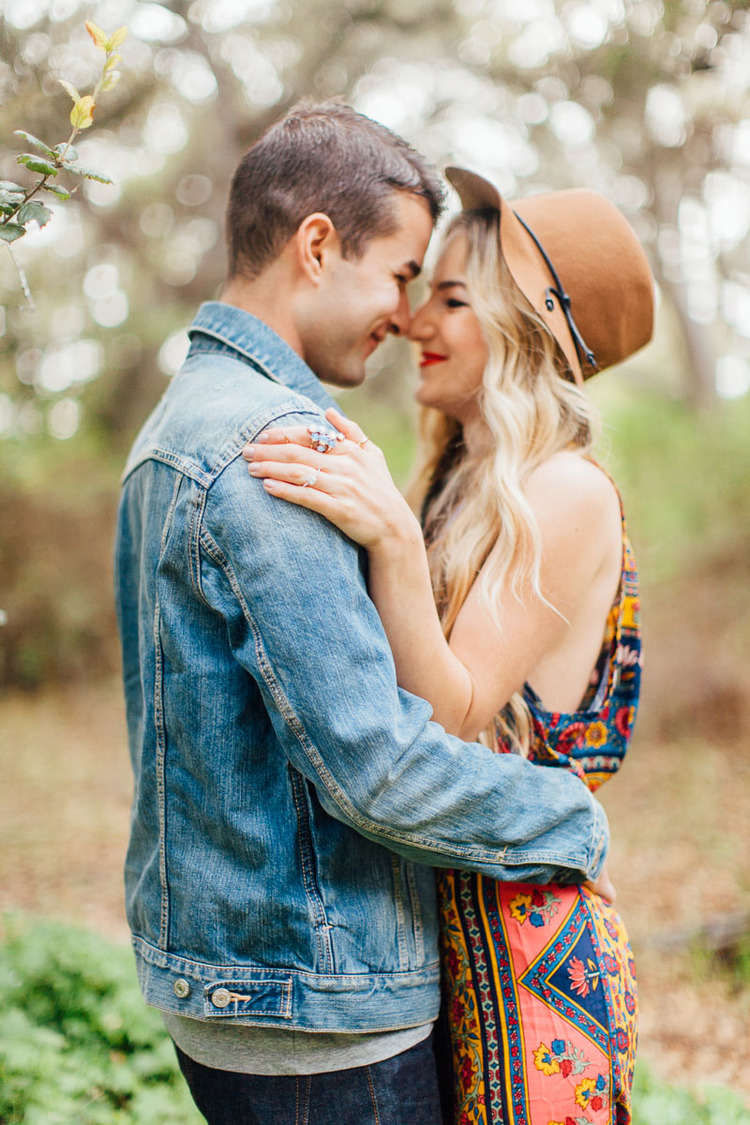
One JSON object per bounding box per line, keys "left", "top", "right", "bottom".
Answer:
{"left": 525, "top": 451, "right": 621, "bottom": 567}
{"left": 526, "top": 451, "right": 618, "bottom": 517}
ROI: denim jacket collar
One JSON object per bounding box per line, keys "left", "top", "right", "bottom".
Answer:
{"left": 188, "top": 301, "right": 339, "bottom": 415}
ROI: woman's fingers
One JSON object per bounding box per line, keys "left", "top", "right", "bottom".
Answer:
{"left": 243, "top": 442, "right": 325, "bottom": 469}
{"left": 247, "top": 458, "right": 337, "bottom": 492}
{"left": 261, "top": 475, "right": 340, "bottom": 518}
{"left": 324, "top": 407, "right": 368, "bottom": 447}
{"left": 251, "top": 424, "right": 310, "bottom": 448}
{"left": 244, "top": 413, "right": 374, "bottom": 464}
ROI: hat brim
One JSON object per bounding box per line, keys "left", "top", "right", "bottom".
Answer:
{"left": 445, "top": 165, "right": 585, "bottom": 382}
{"left": 445, "top": 166, "right": 502, "bottom": 213}
{"left": 443, "top": 166, "right": 655, "bottom": 383}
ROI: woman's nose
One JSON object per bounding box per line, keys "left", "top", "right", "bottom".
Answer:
{"left": 408, "top": 301, "right": 432, "bottom": 341}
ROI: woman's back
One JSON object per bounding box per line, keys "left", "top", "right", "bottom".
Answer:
{"left": 522, "top": 452, "right": 623, "bottom": 715}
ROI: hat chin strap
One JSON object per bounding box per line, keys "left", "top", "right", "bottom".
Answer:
{"left": 513, "top": 212, "right": 599, "bottom": 374}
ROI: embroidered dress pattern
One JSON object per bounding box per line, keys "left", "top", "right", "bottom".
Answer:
{"left": 440, "top": 480, "right": 641, "bottom": 1125}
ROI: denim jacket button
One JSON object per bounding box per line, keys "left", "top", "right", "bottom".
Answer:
{"left": 173, "top": 978, "right": 190, "bottom": 999}
{"left": 211, "top": 988, "right": 232, "bottom": 1008}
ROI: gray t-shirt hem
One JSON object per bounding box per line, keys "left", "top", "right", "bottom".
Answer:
{"left": 163, "top": 1012, "right": 434, "bottom": 1075}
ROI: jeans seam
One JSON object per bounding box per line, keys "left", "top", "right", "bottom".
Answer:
{"left": 294, "top": 1074, "right": 312, "bottom": 1125}
{"left": 365, "top": 1067, "right": 380, "bottom": 1125}
{"left": 303, "top": 1075, "right": 312, "bottom": 1125}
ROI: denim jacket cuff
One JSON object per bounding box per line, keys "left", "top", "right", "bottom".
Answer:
{"left": 586, "top": 796, "right": 610, "bottom": 881}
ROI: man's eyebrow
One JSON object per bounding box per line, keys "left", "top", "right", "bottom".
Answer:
{"left": 435, "top": 280, "right": 467, "bottom": 291}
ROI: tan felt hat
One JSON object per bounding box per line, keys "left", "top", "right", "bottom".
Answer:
{"left": 445, "top": 166, "right": 655, "bottom": 383}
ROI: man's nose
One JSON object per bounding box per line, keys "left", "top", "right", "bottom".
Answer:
{"left": 388, "top": 290, "right": 412, "bottom": 337}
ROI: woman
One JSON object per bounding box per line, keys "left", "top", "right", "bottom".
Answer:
{"left": 243, "top": 167, "right": 654, "bottom": 1125}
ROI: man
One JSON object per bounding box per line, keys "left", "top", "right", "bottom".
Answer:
{"left": 115, "top": 101, "right": 608, "bottom": 1125}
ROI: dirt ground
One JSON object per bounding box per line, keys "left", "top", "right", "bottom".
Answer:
{"left": 1, "top": 679, "right": 748, "bottom": 1105}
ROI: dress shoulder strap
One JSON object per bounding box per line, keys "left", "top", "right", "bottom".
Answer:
{"left": 582, "top": 456, "right": 641, "bottom": 706}
{"left": 518, "top": 457, "right": 642, "bottom": 792}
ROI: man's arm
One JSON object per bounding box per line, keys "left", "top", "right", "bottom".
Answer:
{"left": 200, "top": 432, "right": 608, "bottom": 884}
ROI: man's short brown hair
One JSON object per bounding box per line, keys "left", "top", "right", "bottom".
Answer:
{"left": 226, "top": 100, "right": 445, "bottom": 279}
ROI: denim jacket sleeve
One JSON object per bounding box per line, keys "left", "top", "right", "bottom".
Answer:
{"left": 198, "top": 429, "right": 608, "bottom": 884}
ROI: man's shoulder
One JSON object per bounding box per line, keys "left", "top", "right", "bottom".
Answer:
{"left": 122, "top": 349, "right": 323, "bottom": 489}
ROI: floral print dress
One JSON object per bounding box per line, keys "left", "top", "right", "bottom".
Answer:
{"left": 439, "top": 483, "right": 642, "bottom": 1125}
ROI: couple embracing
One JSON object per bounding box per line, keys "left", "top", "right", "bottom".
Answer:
{"left": 115, "top": 99, "right": 653, "bottom": 1125}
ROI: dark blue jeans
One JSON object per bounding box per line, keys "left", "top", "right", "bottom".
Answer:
{"left": 173, "top": 1032, "right": 445, "bottom": 1125}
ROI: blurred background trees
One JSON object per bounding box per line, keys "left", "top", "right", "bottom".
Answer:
{"left": 1, "top": 0, "right": 749, "bottom": 704}
{"left": 2, "top": 3, "right": 750, "bottom": 1107}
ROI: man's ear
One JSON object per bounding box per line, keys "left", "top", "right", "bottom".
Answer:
{"left": 294, "top": 213, "right": 339, "bottom": 282}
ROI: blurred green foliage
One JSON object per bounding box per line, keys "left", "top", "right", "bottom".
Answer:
{"left": 1, "top": 20, "right": 127, "bottom": 305}
{"left": 633, "top": 1067, "right": 750, "bottom": 1125}
{"left": 0, "top": 917, "right": 201, "bottom": 1125}
{"left": 0, "top": 917, "right": 747, "bottom": 1124}
{"left": 590, "top": 381, "right": 750, "bottom": 584}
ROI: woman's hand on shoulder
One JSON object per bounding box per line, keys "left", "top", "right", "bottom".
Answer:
{"left": 242, "top": 407, "right": 421, "bottom": 552}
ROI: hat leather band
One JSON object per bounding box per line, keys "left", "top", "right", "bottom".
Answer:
{"left": 513, "top": 212, "right": 598, "bottom": 374}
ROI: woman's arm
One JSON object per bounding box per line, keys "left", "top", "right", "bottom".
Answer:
{"left": 244, "top": 409, "right": 619, "bottom": 740}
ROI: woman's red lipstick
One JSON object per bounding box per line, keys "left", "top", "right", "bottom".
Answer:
{"left": 420, "top": 352, "right": 448, "bottom": 367}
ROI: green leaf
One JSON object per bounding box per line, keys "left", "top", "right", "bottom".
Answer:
{"left": 101, "top": 70, "right": 122, "bottom": 91}
{"left": 0, "top": 180, "right": 26, "bottom": 195}
{"left": 0, "top": 223, "right": 26, "bottom": 242}
{"left": 53, "top": 143, "right": 78, "bottom": 161}
{"left": 0, "top": 202, "right": 19, "bottom": 216}
{"left": 107, "top": 26, "right": 129, "bottom": 51}
{"left": 13, "top": 130, "right": 56, "bottom": 157}
{"left": 85, "top": 20, "right": 109, "bottom": 50}
{"left": 60, "top": 161, "right": 113, "bottom": 185}
{"left": 18, "top": 201, "right": 53, "bottom": 228}
{"left": 59, "top": 78, "right": 80, "bottom": 102}
{"left": 41, "top": 183, "right": 72, "bottom": 200}
{"left": 69, "top": 95, "right": 95, "bottom": 131}
{"left": 16, "top": 154, "right": 59, "bottom": 176}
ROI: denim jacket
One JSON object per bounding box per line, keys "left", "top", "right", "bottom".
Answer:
{"left": 115, "top": 301, "right": 608, "bottom": 1033}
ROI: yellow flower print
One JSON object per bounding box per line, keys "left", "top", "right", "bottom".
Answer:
{"left": 621, "top": 595, "right": 639, "bottom": 629}
{"left": 575, "top": 1076, "right": 596, "bottom": 1107}
{"left": 533, "top": 1042, "right": 560, "bottom": 1076}
{"left": 585, "top": 721, "right": 608, "bottom": 749}
{"left": 509, "top": 893, "right": 533, "bottom": 923}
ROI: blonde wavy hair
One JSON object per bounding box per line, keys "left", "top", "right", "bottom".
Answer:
{"left": 407, "top": 209, "right": 599, "bottom": 753}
